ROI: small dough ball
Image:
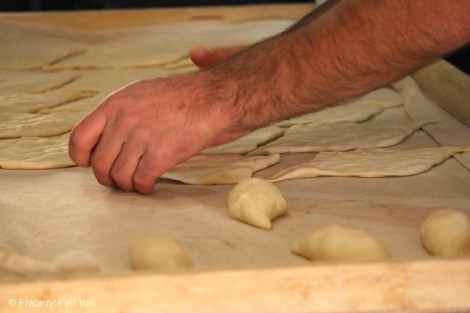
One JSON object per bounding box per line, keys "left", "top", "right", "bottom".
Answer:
{"left": 292, "top": 225, "right": 389, "bottom": 261}
{"left": 228, "top": 178, "right": 287, "bottom": 229}
{"left": 130, "top": 235, "right": 192, "bottom": 271}
{"left": 420, "top": 209, "right": 470, "bottom": 256}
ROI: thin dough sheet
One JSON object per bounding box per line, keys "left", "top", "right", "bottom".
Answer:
{"left": 0, "top": 133, "right": 74, "bottom": 169}
{"left": 162, "top": 154, "right": 280, "bottom": 185}
{"left": 251, "top": 120, "right": 433, "bottom": 155}
{"left": 269, "top": 147, "right": 470, "bottom": 182}
{"left": 0, "top": 111, "right": 87, "bottom": 139}
{"left": 201, "top": 126, "right": 286, "bottom": 155}
{"left": 276, "top": 88, "right": 403, "bottom": 127}
{"left": 0, "top": 71, "right": 81, "bottom": 94}
{"left": 0, "top": 90, "right": 96, "bottom": 113}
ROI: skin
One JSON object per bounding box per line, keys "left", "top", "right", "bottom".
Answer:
{"left": 69, "top": 0, "right": 470, "bottom": 194}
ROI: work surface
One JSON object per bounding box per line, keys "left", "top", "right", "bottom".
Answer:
{"left": 0, "top": 4, "right": 469, "bottom": 313}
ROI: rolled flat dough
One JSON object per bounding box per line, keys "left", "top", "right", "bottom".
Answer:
{"left": 0, "top": 133, "right": 75, "bottom": 169}
{"left": 251, "top": 120, "right": 433, "bottom": 155}
{"left": 269, "top": 147, "right": 470, "bottom": 182}
{"left": 201, "top": 126, "right": 286, "bottom": 155}
{"left": 420, "top": 209, "right": 470, "bottom": 256}
{"left": 275, "top": 88, "right": 403, "bottom": 127}
{"left": 162, "top": 154, "right": 280, "bottom": 185}
{"left": 292, "top": 225, "right": 389, "bottom": 261}
{"left": 0, "top": 111, "right": 87, "bottom": 139}
{"left": 228, "top": 178, "right": 287, "bottom": 229}
{"left": 40, "top": 92, "right": 108, "bottom": 113}
{"left": 130, "top": 235, "right": 191, "bottom": 270}
{"left": 0, "top": 70, "right": 81, "bottom": 94}
{"left": 46, "top": 45, "right": 190, "bottom": 70}
{"left": 0, "top": 90, "right": 96, "bottom": 113}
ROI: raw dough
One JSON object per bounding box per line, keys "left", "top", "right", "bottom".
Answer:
{"left": 270, "top": 147, "right": 470, "bottom": 182}
{"left": 201, "top": 126, "right": 286, "bottom": 155}
{"left": 292, "top": 225, "right": 389, "bottom": 261}
{"left": 228, "top": 178, "right": 287, "bottom": 229}
{"left": 0, "top": 133, "right": 75, "bottom": 169}
{"left": 0, "top": 70, "right": 81, "bottom": 94}
{"left": 130, "top": 235, "right": 191, "bottom": 270}
{"left": 0, "top": 111, "right": 86, "bottom": 139}
{"left": 46, "top": 45, "right": 190, "bottom": 70}
{"left": 40, "top": 92, "right": 108, "bottom": 113}
{"left": 0, "top": 90, "right": 96, "bottom": 113}
{"left": 162, "top": 154, "right": 280, "bottom": 185}
{"left": 420, "top": 209, "right": 470, "bottom": 256}
{"left": 276, "top": 88, "right": 403, "bottom": 127}
{"left": 252, "top": 120, "right": 433, "bottom": 155}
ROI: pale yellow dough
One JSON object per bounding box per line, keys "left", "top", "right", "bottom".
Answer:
{"left": 420, "top": 209, "right": 470, "bottom": 256}
{"left": 201, "top": 126, "right": 286, "bottom": 155}
{"left": 162, "top": 154, "right": 280, "bottom": 185}
{"left": 276, "top": 88, "right": 403, "bottom": 127}
{"left": 0, "top": 90, "right": 96, "bottom": 113}
{"left": 292, "top": 225, "right": 389, "bottom": 261}
{"left": 228, "top": 178, "right": 287, "bottom": 229}
{"left": 0, "top": 111, "right": 86, "bottom": 139}
{"left": 269, "top": 147, "right": 470, "bottom": 182}
{"left": 0, "top": 133, "right": 75, "bottom": 169}
{"left": 130, "top": 235, "right": 191, "bottom": 270}
{"left": 252, "top": 120, "right": 432, "bottom": 155}
{"left": 0, "top": 71, "right": 81, "bottom": 94}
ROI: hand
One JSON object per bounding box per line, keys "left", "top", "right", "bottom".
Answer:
{"left": 69, "top": 72, "right": 233, "bottom": 194}
{"left": 189, "top": 45, "right": 245, "bottom": 68}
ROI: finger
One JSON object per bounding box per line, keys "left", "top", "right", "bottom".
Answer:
{"left": 132, "top": 148, "right": 170, "bottom": 195}
{"left": 189, "top": 45, "right": 245, "bottom": 68}
{"left": 110, "top": 134, "right": 146, "bottom": 192}
{"left": 69, "top": 111, "right": 107, "bottom": 167}
{"left": 89, "top": 121, "right": 126, "bottom": 188}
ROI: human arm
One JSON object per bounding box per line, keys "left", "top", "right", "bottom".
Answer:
{"left": 69, "top": 0, "right": 470, "bottom": 194}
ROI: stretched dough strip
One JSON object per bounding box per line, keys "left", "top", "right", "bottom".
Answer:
{"left": 201, "top": 126, "right": 286, "bottom": 155}
{"left": 162, "top": 154, "right": 280, "bottom": 185}
{"left": 0, "top": 111, "right": 87, "bottom": 139}
{"left": 0, "top": 90, "right": 96, "bottom": 113}
{"left": 0, "top": 133, "right": 74, "bottom": 169}
{"left": 251, "top": 120, "right": 433, "bottom": 155}
{"left": 269, "top": 147, "right": 470, "bottom": 182}
{"left": 275, "top": 88, "right": 403, "bottom": 127}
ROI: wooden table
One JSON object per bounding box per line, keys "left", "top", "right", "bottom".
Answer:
{"left": 1, "top": 4, "right": 469, "bottom": 313}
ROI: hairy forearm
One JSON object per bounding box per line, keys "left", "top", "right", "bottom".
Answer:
{"left": 208, "top": 0, "right": 470, "bottom": 132}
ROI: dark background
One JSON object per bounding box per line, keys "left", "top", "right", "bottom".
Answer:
{"left": 0, "top": 0, "right": 311, "bottom": 11}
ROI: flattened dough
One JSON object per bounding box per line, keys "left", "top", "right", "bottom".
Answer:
{"left": 0, "top": 70, "right": 81, "bottom": 94}
{"left": 47, "top": 45, "right": 189, "bottom": 70}
{"left": 0, "top": 133, "right": 75, "bottom": 169}
{"left": 130, "top": 235, "right": 191, "bottom": 270}
{"left": 201, "top": 126, "right": 286, "bottom": 155}
{"left": 228, "top": 178, "right": 287, "bottom": 229}
{"left": 0, "top": 90, "right": 96, "bottom": 113}
{"left": 270, "top": 147, "right": 470, "bottom": 182}
{"left": 292, "top": 225, "right": 389, "bottom": 261}
{"left": 420, "top": 209, "right": 470, "bottom": 256}
{"left": 276, "top": 88, "right": 403, "bottom": 127}
{"left": 162, "top": 154, "right": 280, "bottom": 185}
{"left": 0, "top": 111, "right": 86, "bottom": 138}
{"left": 40, "top": 92, "right": 108, "bottom": 113}
{"left": 252, "top": 120, "right": 432, "bottom": 155}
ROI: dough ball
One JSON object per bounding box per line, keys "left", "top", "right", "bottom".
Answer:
{"left": 292, "top": 225, "right": 389, "bottom": 261}
{"left": 420, "top": 209, "right": 470, "bottom": 256}
{"left": 130, "top": 235, "right": 192, "bottom": 271}
{"left": 53, "top": 250, "right": 101, "bottom": 273}
{"left": 228, "top": 178, "right": 287, "bottom": 229}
